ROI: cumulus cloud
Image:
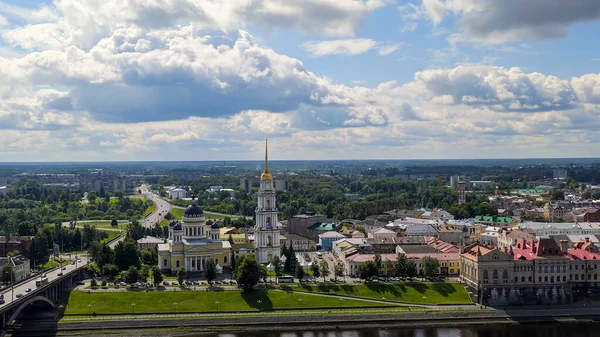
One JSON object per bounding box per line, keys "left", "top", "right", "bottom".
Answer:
{"left": 401, "top": 0, "right": 600, "bottom": 44}
{"left": 572, "top": 73, "right": 600, "bottom": 104}
{"left": 404, "top": 65, "right": 578, "bottom": 112}
{"left": 303, "top": 38, "right": 378, "bottom": 57}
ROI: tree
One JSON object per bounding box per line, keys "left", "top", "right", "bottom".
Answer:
{"left": 114, "top": 238, "right": 140, "bottom": 271}
{"left": 102, "top": 264, "right": 119, "bottom": 278}
{"left": 204, "top": 258, "right": 217, "bottom": 283}
{"left": 334, "top": 261, "right": 345, "bottom": 282}
{"left": 422, "top": 256, "right": 440, "bottom": 278}
{"left": 319, "top": 260, "right": 330, "bottom": 282}
{"left": 141, "top": 248, "right": 158, "bottom": 266}
{"left": 139, "top": 265, "right": 150, "bottom": 282}
{"left": 356, "top": 261, "right": 378, "bottom": 280}
{"left": 90, "top": 278, "right": 98, "bottom": 287}
{"left": 259, "top": 264, "right": 268, "bottom": 283}
{"left": 272, "top": 255, "right": 283, "bottom": 281}
{"left": 125, "top": 266, "right": 140, "bottom": 285}
{"left": 1, "top": 264, "right": 15, "bottom": 284}
{"left": 311, "top": 263, "right": 320, "bottom": 280}
{"left": 405, "top": 259, "right": 417, "bottom": 278}
{"left": 236, "top": 255, "right": 261, "bottom": 289}
{"left": 284, "top": 244, "right": 298, "bottom": 273}
{"left": 111, "top": 219, "right": 119, "bottom": 228}
{"left": 395, "top": 253, "right": 407, "bottom": 277}
{"left": 374, "top": 252, "right": 382, "bottom": 273}
{"left": 151, "top": 266, "right": 163, "bottom": 286}
{"left": 295, "top": 262, "right": 305, "bottom": 281}
{"left": 177, "top": 266, "right": 186, "bottom": 285}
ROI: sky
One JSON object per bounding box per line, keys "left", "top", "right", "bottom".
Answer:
{"left": 1, "top": 0, "right": 600, "bottom": 162}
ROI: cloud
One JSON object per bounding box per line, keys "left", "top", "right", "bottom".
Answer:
{"left": 404, "top": 0, "right": 600, "bottom": 44}
{"left": 572, "top": 73, "right": 600, "bottom": 104}
{"left": 404, "top": 65, "right": 578, "bottom": 112}
{"left": 377, "top": 43, "right": 402, "bottom": 56}
{"left": 303, "top": 38, "right": 378, "bottom": 57}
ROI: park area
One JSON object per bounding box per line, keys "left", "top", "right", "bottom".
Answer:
{"left": 288, "top": 282, "right": 471, "bottom": 305}
{"left": 63, "top": 289, "right": 390, "bottom": 315}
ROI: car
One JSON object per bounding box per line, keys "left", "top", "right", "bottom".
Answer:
{"left": 77, "top": 281, "right": 85, "bottom": 285}
{"left": 16, "top": 294, "right": 23, "bottom": 298}
{"left": 163, "top": 281, "right": 169, "bottom": 286}
{"left": 71, "top": 261, "right": 76, "bottom": 265}
{"left": 171, "top": 281, "right": 178, "bottom": 285}
{"left": 42, "top": 274, "right": 47, "bottom": 278}
{"left": 192, "top": 280, "right": 200, "bottom": 285}
{"left": 57, "top": 272, "right": 63, "bottom": 276}
{"left": 61, "top": 267, "right": 66, "bottom": 270}
{"left": 0, "top": 299, "right": 5, "bottom": 304}
{"left": 25, "top": 288, "right": 31, "bottom": 293}
{"left": 119, "top": 282, "right": 127, "bottom": 287}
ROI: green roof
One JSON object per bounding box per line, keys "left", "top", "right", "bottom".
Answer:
{"left": 309, "top": 222, "right": 337, "bottom": 231}
{"left": 514, "top": 189, "right": 547, "bottom": 194}
{"left": 475, "top": 216, "right": 513, "bottom": 224}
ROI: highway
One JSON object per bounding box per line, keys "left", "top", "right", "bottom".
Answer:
{"left": 139, "top": 185, "right": 171, "bottom": 228}
{"left": 0, "top": 255, "right": 91, "bottom": 309}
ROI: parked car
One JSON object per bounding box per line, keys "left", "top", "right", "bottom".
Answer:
{"left": 0, "top": 299, "right": 5, "bottom": 304}
{"left": 25, "top": 288, "right": 31, "bottom": 292}
{"left": 61, "top": 267, "right": 66, "bottom": 271}
{"left": 57, "top": 272, "right": 63, "bottom": 276}
{"left": 16, "top": 294, "right": 23, "bottom": 298}
{"left": 192, "top": 280, "right": 200, "bottom": 286}
{"left": 171, "top": 281, "right": 178, "bottom": 286}
{"left": 163, "top": 281, "right": 169, "bottom": 286}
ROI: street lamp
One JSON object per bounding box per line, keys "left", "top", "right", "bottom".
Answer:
{"left": 215, "top": 300, "right": 220, "bottom": 314}
{"left": 131, "top": 302, "right": 136, "bottom": 316}
{"left": 87, "top": 304, "right": 92, "bottom": 316}
{"left": 422, "top": 296, "right": 427, "bottom": 306}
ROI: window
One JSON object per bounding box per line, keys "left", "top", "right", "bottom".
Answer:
{"left": 544, "top": 265, "right": 548, "bottom": 273}
{"left": 514, "top": 276, "right": 518, "bottom": 283}
{"left": 576, "top": 265, "right": 579, "bottom": 270}
{"left": 588, "top": 274, "right": 592, "bottom": 280}
{"left": 266, "top": 199, "right": 271, "bottom": 209}
{"left": 582, "top": 274, "right": 585, "bottom": 280}
{"left": 538, "top": 276, "right": 542, "bottom": 282}
{"left": 550, "top": 265, "right": 555, "bottom": 273}
{"left": 538, "top": 265, "right": 542, "bottom": 272}
{"left": 483, "top": 270, "right": 489, "bottom": 280}
{"left": 224, "top": 256, "right": 228, "bottom": 264}
{"left": 267, "top": 235, "right": 272, "bottom": 247}
{"left": 521, "top": 276, "right": 525, "bottom": 282}
{"left": 176, "top": 260, "right": 180, "bottom": 268}
{"left": 493, "top": 270, "right": 498, "bottom": 279}
{"left": 563, "top": 276, "right": 567, "bottom": 282}
{"left": 163, "top": 259, "right": 167, "bottom": 267}
{"left": 215, "top": 259, "right": 219, "bottom": 265}
{"left": 266, "top": 217, "right": 271, "bottom": 227}
{"left": 544, "top": 276, "right": 548, "bottom": 282}
{"left": 575, "top": 274, "right": 579, "bottom": 280}
{"left": 563, "top": 265, "right": 567, "bottom": 272}
{"left": 550, "top": 276, "right": 554, "bottom": 283}
{"left": 503, "top": 269, "right": 508, "bottom": 281}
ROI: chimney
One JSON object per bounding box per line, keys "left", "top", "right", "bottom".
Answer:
{"left": 559, "top": 240, "right": 569, "bottom": 253}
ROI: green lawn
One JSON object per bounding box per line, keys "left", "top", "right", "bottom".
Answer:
{"left": 170, "top": 207, "right": 239, "bottom": 221}
{"left": 159, "top": 218, "right": 171, "bottom": 226}
{"left": 143, "top": 201, "right": 157, "bottom": 217}
{"left": 64, "top": 290, "right": 386, "bottom": 315}
{"left": 170, "top": 207, "right": 185, "bottom": 220}
{"left": 288, "top": 283, "right": 472, "bottom": 305}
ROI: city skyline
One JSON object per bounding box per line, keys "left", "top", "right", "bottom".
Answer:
{"left": 1, "top": 1, "right": 600, "bottom": 161}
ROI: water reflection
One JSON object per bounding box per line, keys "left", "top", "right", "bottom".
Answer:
{"left": 210, "top": 325, "right": 599, "bottom": 337}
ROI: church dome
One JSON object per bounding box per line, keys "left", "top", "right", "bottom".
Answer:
{"left": 211, "top": 222, "right": 220, "bottom": 230}
{"left": 184, "top": 204, "right": 204, "bottom": 218}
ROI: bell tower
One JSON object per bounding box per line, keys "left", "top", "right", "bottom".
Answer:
{"left": 255, "top": 139, "right": 281, "bottom": 264}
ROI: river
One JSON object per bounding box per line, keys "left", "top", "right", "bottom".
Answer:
{"left": 201, "top": 325, "right": 598, "bottom": 337}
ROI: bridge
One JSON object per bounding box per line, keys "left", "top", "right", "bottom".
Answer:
{"left": 0, "top": 235, "right": 124, "bottom": 335}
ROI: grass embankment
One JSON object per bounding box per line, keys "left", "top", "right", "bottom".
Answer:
{"left": 168, "top": 207, "right": 238, "bottom": 221}
{"left": 143, "top": 201, "right": 157, "bottom": 217}
{"left": 288, "top": 283, "right": 471, "bottom": 305}
{"left": 64, "top": 290, "right": 387, "bottom": 315}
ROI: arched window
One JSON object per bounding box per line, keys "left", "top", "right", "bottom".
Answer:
{"left": 224, "top": 256, "right": 228, "bottom": 264}
{"left": 544, "top": 276, "right": 548, "bottom": 282}
{"left": 215, "top": 259, "right": 219, "bottom": 265}
{"left": 588, "top": 274, "right": 592, "bottom": 280}
{"left": 595, "top": 274, "right": 598, "bottom": 280}
{"left": 266, "top": 199, "right": 271, "bottom": 209}
{"left": 538, "top": 265, "right": 542, "bottom": 272}
{"left": 483, "top": 270, "right": 489, "bottom": 280}
{"left": 514, "top": 276, "right": 518, "bottom": 282}
{"left": 521, "top": 276, "right": 525, "bottom": 282}
{"left": 550, "top": 265, "right": 555, "bottom": 273}
{"left": 582, "top": 274, "right": 585, "bottom": 280}
{"left": 493, "top": 270, "right": 498, "bottom": 279}
{"left": 550, "top": 276, "right": 554, "bottom": 283}
{"left": 502, "top": 269, "right": 508, "bottom": 280}
{"left": 563, "top": 276, "right": 567, "bottom": 282}
{"left": 563, "top": 264, "right": 567, "bottom": 272}
{"left": 575, "top": 274, "right": 579, "bottom": 280}
{"left": 267, "top": 235, "right": 272, "bottom": 247}
{"left": 266, "top": 217, "right": 271, "bottom": 227}
{"left": 176, "top": 260, "right": 180, "bottom": 268}
{"left": 528, "top": 276, "right": 532, "bottom": 282}
{"left": 538, "top": 276, "right": 542, "bottom": 282}
{"left": 544, "top": 265, "right": 549, "bottom": 273}
{"left": 163, "top": 259, "right": 167, "bottom": 267}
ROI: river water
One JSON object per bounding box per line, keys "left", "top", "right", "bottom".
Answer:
{"left": 203, "top": 325, "right": 598, "bottom": 337}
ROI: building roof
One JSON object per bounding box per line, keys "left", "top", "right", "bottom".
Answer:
{"left": 425, "top": 236, "right": 459, "bottom": 253}
{"left": 398, "top": 245, "right": 439, "bottom": 254}
{"left": 404, "top": 224, "right": 439, "bottom": 235}
{"left": 474, "top": 216, "right": 513, "bottom": 224}
{"left": 370, "top": 227, "right": 396, "bottom": 235}
{"left": 183, "top": 204, "right": 204, "bottom": 218}
{"left": 137, "top": 236, "right": 164, "bottom": 244}
{"left": 319, "top": 231, "right": 346, "bottom": 239}
{"left": 310, "top": 222, "right": 337, "bottom": 231}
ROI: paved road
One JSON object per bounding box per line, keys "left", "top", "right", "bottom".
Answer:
{"left": 0, "top": 255, "right": 92, "bottom": 309}
{"left": 139, "top": 185, "right": 171, "bottom": 228}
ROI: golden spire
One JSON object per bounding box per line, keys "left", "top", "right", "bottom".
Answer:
{"left": 260, "top": 139, "right": 273, "bottom": 181}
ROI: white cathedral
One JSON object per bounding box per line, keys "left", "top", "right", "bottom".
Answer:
{"left": 254, "top": 140, "right": 281, "bottom": 264}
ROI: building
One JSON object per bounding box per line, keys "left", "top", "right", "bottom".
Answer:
{"left": 281, "top": 234, "right": 317, "bottom": 252}
{"left": 137, "top": 236, "right": 164, "bottom": 250}
{"left": 497, "top": 229, "right": 536, "bottom": 249}
{"left": 274, "top": 180, "right": 289, "bottom": 191}
{"left": 158, "top": 205, "right": 231, "bottom": 275}
{"left": 0, "top": 255, "right": 31, "bottom": 282}
{"left": 0, "top": 186, "right": 7, "bottom": 198}
{"left": 450, "top": 175, "right": 470, "bottom": 189}
{"left": 404, "top": 224, "right": 439, "bottom": 237}
{"left": 318, "top": 231, "right": 346, "bottom": 251}
{"left": 240, "top": 178, "right": 252, "bottom": 192}
{"left": 471, "top": 181, "right": 494, "bottom": 188}
{"left": 288, "top": 213, "right": 334, "bottom": 241}
{"left": 0, "top": 236, "right": 33, "bottom": 257}
{"left": 254, "top": 140, "right": 282, "bottom": 264}
{"left": 553, "top": 169, "right": 568, "bottom": 180}
{"left": 167, "top": 187, "right": 187, "bottom": 200}
{"left": 458, "top": 181, "right": 466, "bottom": 204}
{"left": 368, "top": 227, "right": 397, "bottom": 241}
{"left": 564, "top": 208, "right": 600, "bottom": 223}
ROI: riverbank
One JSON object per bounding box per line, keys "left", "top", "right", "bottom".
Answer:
{"left": 13, "top": 307, "right": 600, "bottom": 337}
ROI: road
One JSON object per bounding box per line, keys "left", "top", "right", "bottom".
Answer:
{"left": 139, "top": 185, "right": 171, "bottom": 228}
{"left": 0, "top": 255, "right": 91, "bottom": 309}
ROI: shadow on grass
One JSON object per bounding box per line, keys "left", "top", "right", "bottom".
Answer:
{"left": 240, "top": 290, "right": 273, "bottom": 310}
{"left": 364, "top": 283, "right": 403, "bottom": 298}
{"left": 430, "top": 283, "right": 457, "bottom": 297}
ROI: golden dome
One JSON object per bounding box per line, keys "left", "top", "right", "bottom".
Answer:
{"left": 260, "top": 139, "right": 273, "bottom": 181}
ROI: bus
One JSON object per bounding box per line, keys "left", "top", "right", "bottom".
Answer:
{"left": 36, "top": 277, "right": 49, "bottom": 287}
{"left": 277, "top": 276, "right": 294, "bottom": 283}
{"left": 316, "top": 252, "right": 323, "bottom": 259}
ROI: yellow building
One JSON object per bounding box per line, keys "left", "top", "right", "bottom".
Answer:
{"left": 158, "top": 204, "right": 232, "bottom": 275}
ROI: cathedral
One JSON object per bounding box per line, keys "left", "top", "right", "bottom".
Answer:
{"left": 157, "top": 140, "right": 280, "bottom": 275}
